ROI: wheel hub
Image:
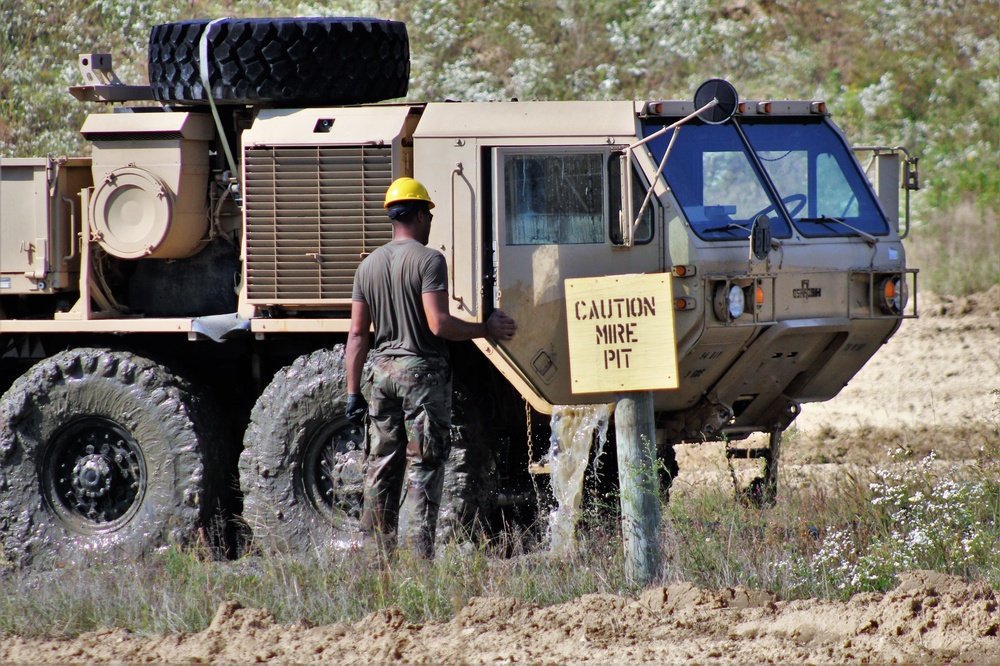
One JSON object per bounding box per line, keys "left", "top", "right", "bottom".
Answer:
{"left": 44, "top": 417, "right": 145, "bottom": 531}
{"left": 304, "top": 419, "right": 365, "bottom": 519}
{"left": 73, "top": 454, "right": 112, "bottom": 498}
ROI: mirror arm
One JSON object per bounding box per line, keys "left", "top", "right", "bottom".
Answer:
{"left": 631, "top": 127, "right": 680, "bottom": 240}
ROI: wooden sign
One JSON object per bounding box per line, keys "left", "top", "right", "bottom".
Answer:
{"left": 565, "top": 274, "right": 679, "bottom": 394}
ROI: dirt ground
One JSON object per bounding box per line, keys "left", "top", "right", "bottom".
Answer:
{"left": 1, "top": 286, "right": 997, "bottom": 665}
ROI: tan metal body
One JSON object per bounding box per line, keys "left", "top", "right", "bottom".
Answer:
{"left": 1, "top": 92, "right": 916, "bottom": 445}
{"left": 0, "top": 157, "right": 89, "bottom": 294}
{"left": 82, "top": 112, "right": 214, "bottom": 259}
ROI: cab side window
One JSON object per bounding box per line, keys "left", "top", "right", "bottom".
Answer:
{"left": 504, "top": 153, "right": 605, "bottom": 245}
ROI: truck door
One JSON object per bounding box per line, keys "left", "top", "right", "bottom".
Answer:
{"left": 491, "top": 146, "right": 660, "bottom": 406}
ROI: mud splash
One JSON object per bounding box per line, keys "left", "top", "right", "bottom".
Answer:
{"left": 547, "top": 404, "right": 612, "bottom": 554}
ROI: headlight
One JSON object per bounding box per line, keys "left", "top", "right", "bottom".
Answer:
{"left": 876, "top": 275, "right": 907, "bottom": 315}
{"left": 727, "top": 284, "right": 745, "bottom": 318}
{"left": 714, "top": 283, "right": 747, "bottom": 321}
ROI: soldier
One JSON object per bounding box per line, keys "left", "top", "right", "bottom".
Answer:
{"left": 345, "top": 177, "right": 517, "bottom": 560}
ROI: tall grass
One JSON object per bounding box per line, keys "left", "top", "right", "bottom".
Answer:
{"left": 2, "top": 432, "right": 997, "bottom": 638}
{"left": 906, "top": 202, "right": 1000, "bottom": 296}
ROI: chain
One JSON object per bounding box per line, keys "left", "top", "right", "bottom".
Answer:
{"left": 525, "top": 400, "right": 534, "bottom": 464}
{"left": 526, "top": 399, "right": 544, "bottom": 509}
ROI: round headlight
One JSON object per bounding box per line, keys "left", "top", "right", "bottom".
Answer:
{"left": 715, "top": 283, "right": 747, "bottom": 321}
{"left": 727, "top": 284, "right": 745, "bottom": 319}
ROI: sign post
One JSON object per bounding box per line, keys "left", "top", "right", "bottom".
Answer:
{"left": 565, "top": 274, "right": 678, "bottom": 586}
{"left": 614, "top": 390, "right": 660, "bottom": 586}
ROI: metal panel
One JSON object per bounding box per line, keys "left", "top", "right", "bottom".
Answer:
{"left": 244, "top": 145, "right": 393, "bottom": 304}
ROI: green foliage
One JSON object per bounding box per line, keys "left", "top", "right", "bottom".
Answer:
{"left": 1, "top": 0, "right": 996, "bottom": 293}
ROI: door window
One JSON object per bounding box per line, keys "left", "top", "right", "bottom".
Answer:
{"left": 503, "top": 152, "right": 606, "bottom": 245}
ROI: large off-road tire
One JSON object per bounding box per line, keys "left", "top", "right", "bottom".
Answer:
{"left": 148, "top": 18, "right": 409, "bottom": 106}
{"left": 434, "top": 385, "right": 498, "bottom": 543}
{"left": 0, "top": 349, "right": 210, "bottom": 567}
{"left": 239, "top": 346, "right": 367, "bottom": 553}
{"left": 241, "top": 348, "right": 500, "bottom": 553}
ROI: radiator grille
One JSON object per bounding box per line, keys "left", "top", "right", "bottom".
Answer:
{"left": 244, "top": 145, "right": 393, "bottom": 303}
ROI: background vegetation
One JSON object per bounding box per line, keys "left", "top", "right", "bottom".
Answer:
{"left": 1, "top": 0, "right": 997, "bottom": 294}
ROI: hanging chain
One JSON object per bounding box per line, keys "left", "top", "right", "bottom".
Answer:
{"left": 525, "top": 400, "right": 534, "bottom": 465}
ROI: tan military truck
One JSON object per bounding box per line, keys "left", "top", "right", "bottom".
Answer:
{"left": 0, "top": 18, "right": 918, "bottom": 565}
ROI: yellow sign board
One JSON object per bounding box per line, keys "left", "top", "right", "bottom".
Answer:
{"left": 565, "top": 274, "right": 679, "bottom": 394}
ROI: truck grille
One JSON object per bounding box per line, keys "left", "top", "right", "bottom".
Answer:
{"left": 244, "top": 145, "right": 393, "bottom": 304}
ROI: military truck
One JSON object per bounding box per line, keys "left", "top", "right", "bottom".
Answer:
{"left": 0, "top": 18, "right": 918, "bottom": 565}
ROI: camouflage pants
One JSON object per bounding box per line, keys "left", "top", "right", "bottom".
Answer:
{"left": 361, "top": 354, "right": 452, "bottom": 559}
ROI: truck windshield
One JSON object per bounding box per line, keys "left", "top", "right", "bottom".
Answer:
{"left": 642, "top": 122, "right": 793, "bottom": 241}
{"left": 642, "top": 117, "right": 889, "bottom": 241}
{"left": 741, "top": 119, "right": 889, "bottom": 238}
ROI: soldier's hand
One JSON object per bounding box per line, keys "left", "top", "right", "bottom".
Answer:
{"left": 486, "top": 310, "right": 517, "bottom": 341}
{"left": 345, "top": 393, "right": 368, "bottom": 424}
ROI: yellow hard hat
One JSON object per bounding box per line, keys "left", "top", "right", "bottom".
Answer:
{"left": 384, "top": 177, "right": 435, "bottom": 209}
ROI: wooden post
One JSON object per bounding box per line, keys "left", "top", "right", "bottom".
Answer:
{"left": 615, "top": 390, "right": 662, "bottom": 586}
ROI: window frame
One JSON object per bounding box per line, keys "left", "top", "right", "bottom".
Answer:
{"left": 495, "top": 145, "right": 655, "bottom": 247}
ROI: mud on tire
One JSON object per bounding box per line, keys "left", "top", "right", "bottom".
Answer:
{"left": 436, "top": 384, "right": 498, "bottom": 542}
{"left": 148, "top": 17, "right": 409, "bottom": 106}
{"left": 0, "top": 349, "right": 211, "bottom": 567}
{"left": 239, "top": 346, "right": 367, "bottom": 553}
{"left": 241, "top": 348, "right": 500, "bottom": 553}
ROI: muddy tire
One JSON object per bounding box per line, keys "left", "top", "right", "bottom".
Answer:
{"left": 0, "top": 349, "right": 209, "bottom": 567}
{"left": 239, "top": 346, "right": 366, "bottom": 553}
{"left": 148, "top": 18, "right": 409, "bottom": 106}
{"left": 436, "top": 385, "right": 498, "bottom": 542}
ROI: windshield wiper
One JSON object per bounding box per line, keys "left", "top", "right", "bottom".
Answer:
{"left": 798, "top": 215, "right": 878, "bottom": 246}
{"left": 703, "top": 222, "right": 750, "bottom": 234}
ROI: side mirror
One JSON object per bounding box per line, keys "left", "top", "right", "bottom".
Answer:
{"left": 694, "top": 79, "right": 739, "bottom": 125}
{"left": 751, "top": 214, "right": 772, "bottom": 261}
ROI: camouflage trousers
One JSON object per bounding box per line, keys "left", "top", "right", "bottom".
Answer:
{"left": 361, "top": 354, "right": 452, "bottom": 560}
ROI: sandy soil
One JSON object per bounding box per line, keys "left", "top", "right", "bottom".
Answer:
{"left": 1, "top": 286, "right": 997, "bottom": 665}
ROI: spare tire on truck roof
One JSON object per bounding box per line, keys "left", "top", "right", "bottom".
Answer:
{"left": 148, "top": 17, "right": 409, "bottom": 106}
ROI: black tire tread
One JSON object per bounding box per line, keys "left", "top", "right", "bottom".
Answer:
{"left": 0, "top": 348, "right": 207, "bottom": 567}
{"left": 238, "top": 346, "right": 357, "bottom": 553}
{"left": 148, "top": 18, "right": 409, "bottom": 106}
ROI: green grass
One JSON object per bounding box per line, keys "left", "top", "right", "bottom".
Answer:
{"left": 2, "top": 435, "right": 997, "bottom": 638}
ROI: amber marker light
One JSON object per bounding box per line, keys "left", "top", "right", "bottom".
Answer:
{"left": 755, "top": 285, "right": 765, "bottom": 306}
{"left": 674, "top": 297, "right": 695, "bottom": 311}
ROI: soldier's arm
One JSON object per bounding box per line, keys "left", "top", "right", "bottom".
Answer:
{"left": 347, "top": 300, "right": 373, "bottom": 394}
{"left": 422, "top": 290, "right": 517, "bottom": 341}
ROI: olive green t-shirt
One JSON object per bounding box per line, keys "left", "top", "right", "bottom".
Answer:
{"left": 351, "top": 239, "right": 449, "bottom": 359}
